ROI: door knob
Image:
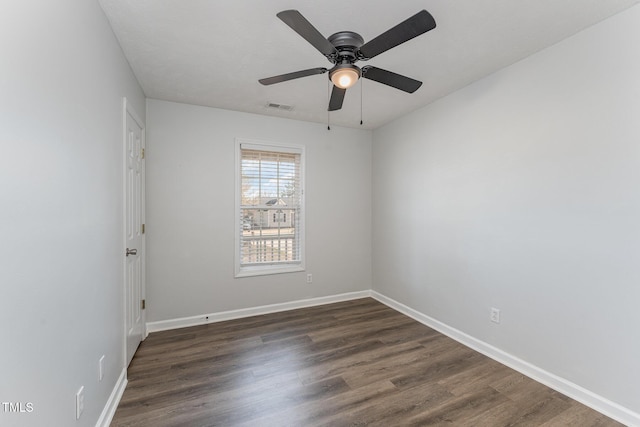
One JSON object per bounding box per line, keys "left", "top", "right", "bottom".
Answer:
{"left": 126, "top": 248, "right": 138, "bottom": 256}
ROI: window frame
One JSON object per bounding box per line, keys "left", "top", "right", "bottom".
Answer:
{"left": 234, "top": 138, "right": 305, "bottom": 278}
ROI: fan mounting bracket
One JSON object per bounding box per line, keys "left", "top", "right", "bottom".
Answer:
{"left": 328, "top": 31, "right": 364, "bottom": 49}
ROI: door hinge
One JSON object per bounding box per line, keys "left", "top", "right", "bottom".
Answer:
{"left": 141, "top": 148, "right": 145, "bottom": 159}
{"left": 141, "top": 223, "right": 145, "bottom": 234}
{"left": 141, "top": 299, "right": 146, "bottom": 310}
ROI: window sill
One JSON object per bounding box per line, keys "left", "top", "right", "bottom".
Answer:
{"left": 235, "top": 264, "right": 305, "bottom": 278}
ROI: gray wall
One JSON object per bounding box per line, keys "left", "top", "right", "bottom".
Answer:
{"left": 145, "top": 99, "right": 372, "bottom": 321}
{"left": 372, "top": 5, "right": 640, "bottom": 415}
{"left": 0, "top": 0, "right": 145, "bottom": 426}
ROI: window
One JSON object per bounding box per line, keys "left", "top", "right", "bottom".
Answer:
{"left": 235, "top": 140, "right": 304, "bottom": 277}
{"left": 273, "top": 212, "right": 287, "bottom": 223}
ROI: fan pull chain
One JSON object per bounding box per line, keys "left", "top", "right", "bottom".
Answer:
{"left": 360, "top": 79, "right": 363, "bottom": 126}
{"left": 327, "top": 80, "right": 331, "bottom": 131}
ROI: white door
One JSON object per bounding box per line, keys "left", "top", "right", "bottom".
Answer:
{"left": 124, "top": 100, "right": 145, "bottom": 366}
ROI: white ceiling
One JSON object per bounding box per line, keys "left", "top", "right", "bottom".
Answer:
{"left": 99, "top": 0, "right": 639, "bottom": 130}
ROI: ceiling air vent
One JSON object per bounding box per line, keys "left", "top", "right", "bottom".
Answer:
{"left": 266, "top": 102, "right": 293, "bottom": 111}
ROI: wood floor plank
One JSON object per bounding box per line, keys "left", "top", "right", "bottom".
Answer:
{"left": 297, "top": 339, "right": 426, "bottom": 386}
{"left": 243, "top": 380, "right": 400, "bottom": 427}
{"left": 111, "top": 298, "right": 623, "bottom": 426}
{"left": 539, "top": 402, "right": 624, "bottom": 427}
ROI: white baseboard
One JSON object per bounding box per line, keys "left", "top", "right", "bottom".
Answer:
{"left": 370, "top": 291, "right": 639, "bottom": 427}
{"left": 96, "top": 367, "right": 128, "bottom": 427}
{"left": 146, "top": 290, "right": 372, "bottom": 333}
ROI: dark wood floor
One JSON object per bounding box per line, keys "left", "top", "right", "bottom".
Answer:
{"left": 112, "top": 298, "right": 621, "bottom": 426}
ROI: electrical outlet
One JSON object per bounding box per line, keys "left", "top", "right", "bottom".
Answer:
{"left": 490, "top": 307, "right": 501, "bottom": 324}
{"left": 306, "top": 273, "right": 313, "bottom": 284}
{"left": 99, "top": 355, "right": 105, "bottom": 381}
{"left": 76, "top": 386, "right": 85, "bottom": 420}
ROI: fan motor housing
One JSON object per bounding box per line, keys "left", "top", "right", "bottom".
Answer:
{"left": 328, "top": 31, "right": 364, "bottom": 62}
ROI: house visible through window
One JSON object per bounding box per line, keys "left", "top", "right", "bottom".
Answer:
{"left": 236, "top": 140, "right": 304, "bottom": 277}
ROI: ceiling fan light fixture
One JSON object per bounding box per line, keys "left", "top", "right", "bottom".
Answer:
{"left": 330, "top": 64, "right": 361, "bottom": 89}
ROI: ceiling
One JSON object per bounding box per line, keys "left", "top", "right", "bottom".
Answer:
{"left": 99, "top": 0, "right": 639, "bottom": 130}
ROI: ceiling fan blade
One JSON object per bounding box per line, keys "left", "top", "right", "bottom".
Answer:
{"left": 362, "top": 66, "right": 422, "bottom": 93}
{"left": 259, "top": 68, "right": 328, "bottom": 85}
{"left": 358, "top": 10, "right": 436, "bottom": 59}
{"left": 277, "top": 10, "right": 337, "bottom": 58}
{"left": 328, "top": 85, "right": 346, "bottom": 111}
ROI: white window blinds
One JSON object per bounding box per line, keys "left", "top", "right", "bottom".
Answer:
{"left": 238, "top": 143, "right": 303, "bottom": 273}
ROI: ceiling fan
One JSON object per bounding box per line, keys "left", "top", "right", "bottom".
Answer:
{"left": 259, "top": 9, "right": 436, "bottom": 112}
